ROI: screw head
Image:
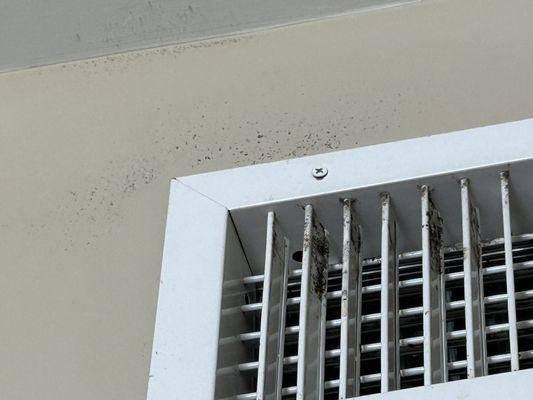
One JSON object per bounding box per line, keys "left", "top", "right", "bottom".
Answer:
{"left": 312, "top": 167, "right": 328, "bottom": 179}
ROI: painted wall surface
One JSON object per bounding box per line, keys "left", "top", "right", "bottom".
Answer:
{"left": 0, "top": 0, "right": 533, "bottom": 399}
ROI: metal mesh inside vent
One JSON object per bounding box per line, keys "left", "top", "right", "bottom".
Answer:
{"left": 231, "top": 172, "right": 533, "bottom": 400}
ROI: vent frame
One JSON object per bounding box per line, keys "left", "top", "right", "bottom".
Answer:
{"left": 147, "top": 118, "right": 533, "bottom": 400}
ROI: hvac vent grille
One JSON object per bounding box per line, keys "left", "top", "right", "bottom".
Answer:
{"left": 232, "top": 173, "right": 533, "bottom": 399}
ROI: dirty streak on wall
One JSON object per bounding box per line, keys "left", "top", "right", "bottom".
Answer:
{"left": 1, "top": 1, "right": 533, "bottom": 399}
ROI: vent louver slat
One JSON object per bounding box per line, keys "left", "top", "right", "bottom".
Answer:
{"left": 379, "top": 193, "right": 399, "bottom": 393}
{"left": 296, "top": 205, "right": 329, "bottom": 400}
{"left": 338, "top": 200, "right": 362, "bottom": 399}
{"left": 501, "top": 171, "right": 520, "bottom": 372}
{"left": 421, "top": 186, "right": 446, "bottom": 385}
{"left": 256, "top": 212, "right": 289, "bottom": 400}
{"left": 461, "top": 178, "right": 487, "bottom": 378}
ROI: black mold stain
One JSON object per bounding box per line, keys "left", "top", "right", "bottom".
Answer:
{"left": 303, "top": 208, "right": 329, "bottom": 300}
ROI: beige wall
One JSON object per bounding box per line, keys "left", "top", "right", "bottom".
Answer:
{"left": 1, "top": 0, "right": 533, "bottom": 399}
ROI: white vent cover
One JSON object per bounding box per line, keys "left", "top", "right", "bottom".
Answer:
{"left": 147, "top": 119, "right": 533, "bottom": 400}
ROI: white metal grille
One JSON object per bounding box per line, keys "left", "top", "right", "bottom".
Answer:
{"left": 232, "top": 170, "right": 533, "bottom": 400}
{"left": 147, "top": 119, "right": 533, "bottom": 400}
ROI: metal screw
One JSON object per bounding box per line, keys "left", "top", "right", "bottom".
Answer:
{"left": 312, "top": 167, "right": 328, "bottom": 179}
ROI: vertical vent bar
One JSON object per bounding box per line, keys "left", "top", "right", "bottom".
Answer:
{"left": 297, "top": 205, "right": 330, "bottom": 400}
{"left": 257, "top": 212, "right": 290, "bottom": 400}
{"left": 461, "top": 178, "right": 487, "bottom": 378}
{"left": 318, "top": 229, "right": 329, "bottom": 400}
{"left": 276, "top": 247, "right": 289, "bottom": 400}
{"left": 501, "top": 171, "right": 520, "bottom": 371}
{"left": 380, "top": 193, "right": 399, "bottom": 392}
{"left": 339, "top": 200, "right": 362, "bottom": 399}
{"left": 421, "top": 186, "right": 446, "bottom": 385}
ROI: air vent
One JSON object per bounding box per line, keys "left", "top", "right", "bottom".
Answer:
{"left": 147, "top": 119, "right": 533, "bottom": 400}
{"left": 234, "top": 188, "right": 533, "bottom": 399}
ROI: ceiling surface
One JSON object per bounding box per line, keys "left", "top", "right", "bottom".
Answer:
{"left": 0, "top": 0, "right": 415, "bottom": 72}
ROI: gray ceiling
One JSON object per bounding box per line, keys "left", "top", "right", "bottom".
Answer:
{"left": 0, "top": 0, "right": 416, "bottom": 72}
